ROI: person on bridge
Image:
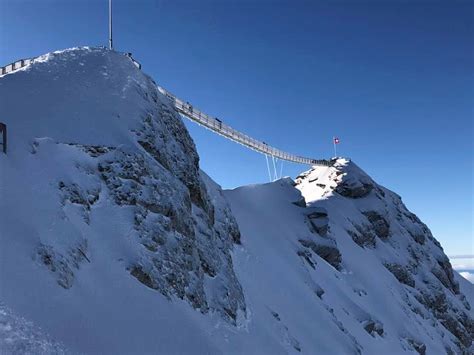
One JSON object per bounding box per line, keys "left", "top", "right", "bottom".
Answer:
{"left": 186, "top": 101, "right": 193, "bottom": 113}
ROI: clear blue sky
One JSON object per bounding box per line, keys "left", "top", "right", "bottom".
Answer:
{"left": 1, "top": 0, "right": 472, "bottom": 256}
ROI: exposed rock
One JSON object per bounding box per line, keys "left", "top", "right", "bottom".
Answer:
{"left": 136, "top": 109, "right": 210, "bottom": 215}
{"left": 294, "top": 159, "right": 473, "bottom": 353}
{"left": 291, "top": 339, "right": 302, "bottom": 352}
{"left": 362, "top": 211, "right": 390, "bottom": 240}
{"left": 433, "top": 258, "right": 459, "bottom": 294}
{"left": 58, "top": 180, "right": 100, "bottom": 224}
{"left": 99, "top": 148, "right": 195, "bottom": 237}
{"left": 297, "top": 249, "right": 316, "bottom": 269}
{"left": 314, "top": 284, "right": 325, "bottom": 299}
{"left": 92, "top": 108, "right": 246, "bottom": 324}
{"left": 408, "top": 230, "right": 426, "bottom": 245}
{"left": 416, "top": 290, "right": 474, "bottom": 348}
{"left": 308, "top": 217, "right": 329, "bottom": 237}
{"left": 403, "top": 211, "right": 439, "bottom": 246}
{"left": 67, "top": 143, "right": 114, "bottom": 157}
{"left": 335, "top": 174, "right": 374, "bottom": 198}
{"left": 347, "top": 225, "right": 376, "bottom": 248}
{"left": 440, "top": 315, "right": 473, "bottom": 349}
{"left": 384, "top": 263, "right": 415, "bottom": 287}
{"left": 36, "top": 242, "right": 88, "bottom": 289}
{"left": 407, "top": 339, "right": 426, "bottom": 355}
{"left": 417, "top": 291, "right": 448, "bottom": 314}
{"left": 299, "top": 239, "right": 342, "bottom": 270}
{"left": 306, "top": 207, "right": 328, "bottom": 219}
{"left": 306, "top": 207, "right": 329, "bottom": 237}
{"left": 292, "top": 197, "right": 307, "bottom": 207}
{"left": 130, "top": 265, "right": 156, "bottom": 290}
{"left": 362, "top": 319, "right": 384, "bottom": 337}
{"left": 271, "top": 311, "right": 281, "bottom": 321}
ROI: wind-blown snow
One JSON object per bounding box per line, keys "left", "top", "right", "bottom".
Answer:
{"left": 0, "top": 48, "right": 472, "bottom": 354}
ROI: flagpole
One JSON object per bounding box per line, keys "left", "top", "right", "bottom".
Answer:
{"left": 109, "top": 0, "right": 113, "bottom": 50}
{"left": 333, "top": 137, "right": 337, "bottom": 158}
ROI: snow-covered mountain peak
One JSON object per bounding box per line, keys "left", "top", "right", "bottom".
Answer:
{"left": 296, "top": 158, "right": 377, "bottom": 203}
{"left": 1, "top": 47, "right": 472, "bottom": 354}
{"left": 292, "top": 159, "right": 474, "bottom": 353}
{"left": 1, "top": 47, "right": 162, "bottom": 151}
{"left": 1, "top": 47, "right": 246, "bottom": 353}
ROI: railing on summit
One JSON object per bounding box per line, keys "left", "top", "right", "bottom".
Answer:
{"left": 0, "top": 59, "right": 34, "bottom": 75}
{"left": 0, "top": 123, "right": 7, "bottom": 154}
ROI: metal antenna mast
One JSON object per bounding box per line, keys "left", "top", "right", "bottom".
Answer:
{"left": 108, "top": 0, "right": 113, "bottom": 50}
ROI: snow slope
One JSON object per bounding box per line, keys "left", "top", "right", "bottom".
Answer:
{"left": 225, "top": 169, "right": 474, "bottom": 354}
{"left": 0, "top": 47, "right": 245, "bottom": 354}
{"left": 0, "top": 47, "right": 472, "bottom": 354}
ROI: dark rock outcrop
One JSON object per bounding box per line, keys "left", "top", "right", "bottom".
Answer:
{"left": 407, "top": 339, "right": 426, "bottom": 355}
{"left": 299, "top": 239, "right": 342, "bottom": 270}
{"left": 306, "top": 207, "right": 329, "bottom": 237}
{"left": 96, "top": 146, "right": 246, "bottom": 324}
{"left": 362, "top": 319, "right": 384, "bottom": 337}
{"left": 347, "top": 224, "right": 377, "bottom": 248}
{"left": 292, "top": 197, "right": 307, "bottom": 207}
{"left": 36, "top": 242, "right": 88, "bottom": 289}
{"left": 295, "top": 159, "right": 473, "bottom": 353}
{"left": 432, "top": 257, "right": 460, "bottom": 294}
{"left": 335, "top": 176, "right": 373, "bottom": 198}
{"left": 362, "top": 211, "right": 390, "bottom": 240}
{"left": 384, "top": 263, "right": 415, "bottom": 288}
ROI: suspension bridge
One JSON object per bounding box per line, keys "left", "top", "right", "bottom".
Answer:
{"left": 0, "top": 52, "right": 334, "bottom": 179}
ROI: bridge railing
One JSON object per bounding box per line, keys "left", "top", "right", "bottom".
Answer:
{"left": 1, "top": 58, "right": 34, "bottom": 75}
{"left": 157, "top": 85, "right": 332, "bottom": 166}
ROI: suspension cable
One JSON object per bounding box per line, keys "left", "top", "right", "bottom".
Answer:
{"left": 265, "top": 154, "right": 272, "bottom": 182}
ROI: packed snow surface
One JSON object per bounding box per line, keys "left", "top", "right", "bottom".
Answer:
{"left": 0, "top": 48, "right": 472, "bottom": 354}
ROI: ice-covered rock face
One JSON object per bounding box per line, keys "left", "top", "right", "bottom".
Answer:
{"left": 296, "top": 158, "right": 473, "bottom": 353}
{"left": 0, "top": 47, "right": 245, "bottom": 326}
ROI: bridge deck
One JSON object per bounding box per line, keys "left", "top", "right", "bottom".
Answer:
{"left": 157, "top": 86, "right": 332, "bottom": 166}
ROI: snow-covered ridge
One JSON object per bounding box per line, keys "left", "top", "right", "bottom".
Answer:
{"left": 293, "top": 159, "right": 473, "bottom": 353}
{"left": 0, "top": 47, "right": 472, "bottom": 354}
{"left": 0, "top": 47, "right": 245, "bottom": 353}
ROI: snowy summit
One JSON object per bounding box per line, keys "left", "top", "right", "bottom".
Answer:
{"left": 0, "top": 47, "right": 472, "bottom": 354}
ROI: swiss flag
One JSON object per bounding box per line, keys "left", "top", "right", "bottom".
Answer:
{"left": 333, "top": 137, "right": 340, "bottom": 144}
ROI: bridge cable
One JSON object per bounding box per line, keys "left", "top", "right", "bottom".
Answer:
{"left": 272, "top": 155, "right": 278, "bottom": 181}
{"left": 265, "top": 154, "right": 272, "bottom": 182}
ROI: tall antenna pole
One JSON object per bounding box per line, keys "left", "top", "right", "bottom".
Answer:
{"left": 108, "top": 0, "right": 113, "bottom": 50}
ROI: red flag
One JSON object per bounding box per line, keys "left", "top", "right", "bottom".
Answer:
{"left": 333, "top": 137, "right": 340, "bottom": 144}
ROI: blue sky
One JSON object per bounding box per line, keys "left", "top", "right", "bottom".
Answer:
{"left": 1, "top": 0, "right": 472, "bottom": 256}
